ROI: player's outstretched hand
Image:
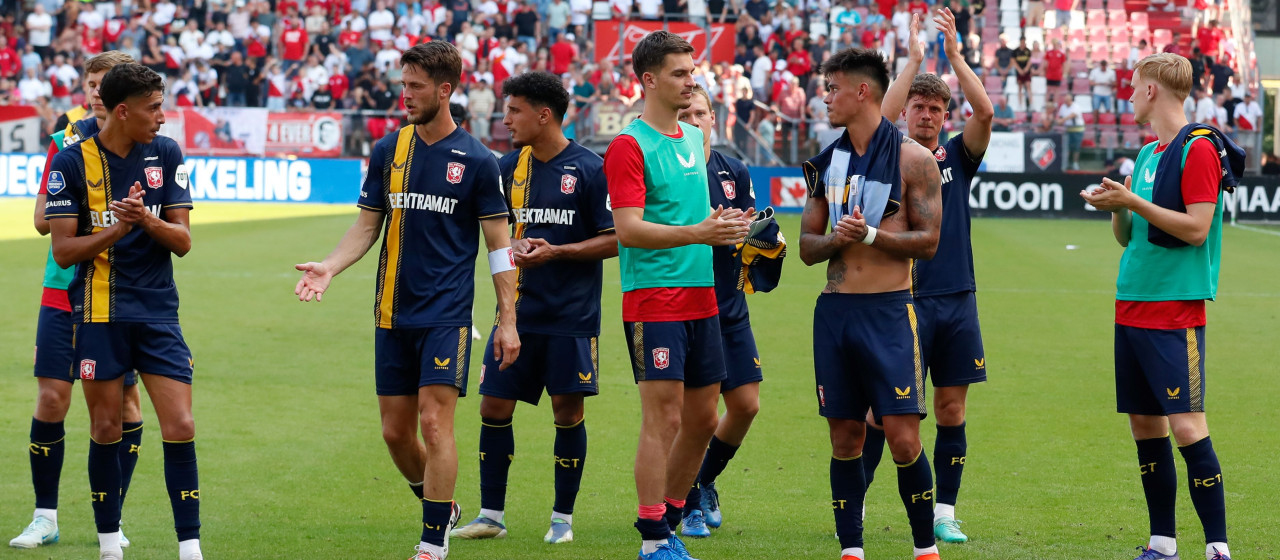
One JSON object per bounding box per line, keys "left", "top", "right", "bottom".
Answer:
{"left": 515, "top": 238, "right": 557, "bottom": 268}
{"left": 908, "top": 13, "right": 925, "bottom": 64}
{"left": 294, "top": 261, "right": 333, "bottom": 302}
{"left": 833, "top": 206, "right": 870, "bottom": 244}
{"left": 700, "top": 206, "right": 751, "bottom": 246}
{"left": 934, "top": 7, "right": 960, "bottom": 58}
{"left": 493, "top": 323, "right": 520, "bottom": 370}
{"left": 1080, "top": 176, "right": 1133, "bottom": 213}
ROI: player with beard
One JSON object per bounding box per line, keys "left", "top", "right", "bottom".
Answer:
{"left": 295, "top": 41, "right": 519, "bottom": 560}
{"left": 859, "top": 8, "right": 994, "bottom": 544}
{"left": 451, "top": 70, "right": 616, "bottom": 545}
{"left": 603, "top": 31, "right": 751, "bottom": 560}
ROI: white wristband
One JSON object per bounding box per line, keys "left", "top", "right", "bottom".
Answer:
{"left": 861, "top": 226, "right": 877, "bottom": 246}
{"left": 488, "top": 247, "right": 515, "bottom": 275}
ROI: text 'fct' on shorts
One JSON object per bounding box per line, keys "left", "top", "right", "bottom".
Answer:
{"left": 624, "top": 316, "right": 727, "bottom": 388}
{"left": 1115, "top": 324, "right": 1206, "bottom": 415}
{"left": 812, "top": 290, "right": 926, "bottom": 422}
{"left": 375, "top": 326, "right": 472, "bottom": 397}
{"left": 71, "top": 321, "right": 191, "bottom": 384}
{"left": 719, "top": 322, "right": 763, "bottom": 392}
{"left": 914, "top": 291, "right": 987, "bottom": 387}
{"left": 480, "top": 329, "right": 600, "bottom": 405}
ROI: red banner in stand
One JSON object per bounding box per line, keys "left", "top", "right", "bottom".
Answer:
{"left": 595, "top": 20, "right": 734, "bottom": 67}
{"left": 264, "top": 112, "right": 344, "bottom": 158}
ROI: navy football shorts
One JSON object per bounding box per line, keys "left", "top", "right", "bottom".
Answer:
{"left": 375, "top": 326, "right": 472, "bottom": 397}
{"left": 812, "top": 291, "right": 927, "bottom": 422}
{"left": 623, "top": 316, "right": 727, "bottom": 388}
{"left": 719, "top": 321, "right": 763, "bottom": 392}
{"left": 1115, "top": 324, "right": 1207, "bottom": 415}
{"left": 71, "top": 321, "right": 190, "bottom": 384}
{"left": 915, "top": 292, "right": 987, "bottom": 387}
{"left": 479, "top": 329, "right": 600, "bottom": 405}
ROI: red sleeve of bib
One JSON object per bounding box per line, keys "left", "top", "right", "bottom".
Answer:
{"left": 1181, "top": 139, "right": 1222, "bottom": 206}
{"left": 38, "top": 139, "right": 58, "bottom": 195}
{"left": 605, "top": 134, "right": 646, "bottom": 209}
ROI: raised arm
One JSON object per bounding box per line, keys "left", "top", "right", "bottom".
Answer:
{"left": 937, "top": 7, "right": 993, "bottom": 157}
{"left": 294, "top": 208, "right": 384, "bottom": 301}
{"left": 882, "top": 13, "right": 923, "bottom": 121}
{"left": 481, "top": 216, "right": 520, "bottom": 370}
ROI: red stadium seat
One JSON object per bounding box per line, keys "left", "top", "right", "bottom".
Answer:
{"left": 1152, "top": 29, "right": 1172, "bottom": 47}
{"left": 1120, "top": 112, "right": 1137, "bottom": 125}
{"left": 1108, "top": 10, "right": 1127, "bottom": 26}
{"left": 1130, "top": 12, "right": 1149, "bottom": 27}
{"left": 1070, "top": 46, "right": 1087, "bottom": 60}
{"left": 1086, "top": 0, "right": 1104, "bottom": 10}
{"left": 1122, "top": 130, "right": 1144, "bottom": 149}
{"left": 1107, "top": 0, "right": 1126, "bottom": 10}
{"left": 1111, "top": 29, "right": 1130, "bottom": 46}
{"left": 1089, "top": 28, "right": 1108, "bottom": 45}
{"left": 1071, "top": 80, "right": 1091, "bottom": 94}
{"left": 984, "top": 75, "right": 1005, "bottom": 92}
{"left": 1081, "top": 137, "right": 1097, "bottom": 148}
{"left": 1046, "top": 27, "right": 1064, "bottom": 44}
{"left": 1098, "top": 112, "right": 1117, "bottom": 125}
{"left": 1099, "top": 130, "right": 1119, "bottom": 148}
{"left": 1082, "top": 113, "right": 1096, "bottom": 125}
{"left": 1086, "top": 10, "right": 1106, "bottom": 27}
{"left": 1090, "top": 45, "right": 1111, "bottom": 61}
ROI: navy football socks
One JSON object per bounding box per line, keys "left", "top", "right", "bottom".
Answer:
{"left": 934, "top": 422, "right": 967, "bottom": 508}
{"left": 895, "top": 449, "right": 936, "bottom": 549}
{"left": 163, "top": 440, "right": 201, "bottom": 541}
{"left": 831, "top": 455, "right": 866, "bottom": 550}
{"left": 552, "top": 419, "right": 587, "bottom": 516}
{"left": 1137, "top": 437, "right": 1178, "bottom": 539}
{"left": 29, "top": 418, "right": 65, "bottom": 510}
{"left": 862, "top": 425, "right": 887, "bottom": 488}
{"left": 478, "top": 417, "right": 514, "bottom": 513}
{"left": 1180, "top": 437, "right": 1227, "bottom": 544}
{"left": 88, "top": 438, "right": 123, "bottom": 534}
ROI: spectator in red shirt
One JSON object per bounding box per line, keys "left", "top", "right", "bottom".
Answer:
{"left": 280, "top": 19, "right": 309, "bottom": 72}
{"left": 1196, "top": 20, "right": 1221, "bottom": 59}
{"left": 0, "top": 35, "right": 18, "bottom": 79}
{"left": 1044, "top": 39, "right": 1066, "bottom": 89}
{"left": 908, "top": 0, "right": 929, "bottom": 17}
{"left": 1162, "top": 32, "right": 1183, "bottom": 55}
{"left": 327, "top": 68, "right": 349, "bottom": 106}
{"left": 785, "top": 37, "right": 812, "bottom": 88}
{"left": 1115, "top": 58, "right": 1134, "bottom": 113}
{"left": 549, "top": 31, "right": 576, "bottom": 75}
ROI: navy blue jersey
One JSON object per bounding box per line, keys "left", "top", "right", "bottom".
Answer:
{"left": 499, "top": 142, "right": 614, "bottom": 337}
{"left": 358, "top": 126, "right": 508, "bottom": 330}
{"left": 44, "top": 135, "right": 193, "bottom": 323}
{"left": 912, "top": 133, "right": 983, "bottom": 297}
{"left": 66, "top": 116, "right": 100, "bottom": 145}
{"left": 705, "top": 150, "right": 754, "bottom": 328}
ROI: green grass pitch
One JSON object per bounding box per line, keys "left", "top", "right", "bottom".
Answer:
{"left": 0, "top": 200, "right": 1276, "bottom": 560}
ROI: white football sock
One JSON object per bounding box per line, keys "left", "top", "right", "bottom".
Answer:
{"left": 417, "top": 541, "right": 445, "bottom": 557}
{"left": 98, "top": 531, "right": 122, "bottom": 551}
{"left": 914, "top": 545, "right": 940, "bottom": 557}
{"left": 641, "top": 539, "right": 665, "bottom": 554}
{"left": 934, "top": 503, "right": 956, "bottom": 521}
{"left": 33, "top": 508, "right": 57, "bottom": 523}
{"left": 551, "top": 511, "right": 572, "bottom": 524}
{"left": 1206, "top": 542, "right": 1230, "bottom": 559}
{"left": 479, "top": 508, "right": 504, "bottom": 522}
{"left": 1148, "top": 535, "right": 1177, "bottom": 555}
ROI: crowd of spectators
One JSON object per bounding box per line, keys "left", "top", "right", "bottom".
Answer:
{"left": 0, "top": 0, "right": 1265, "bottom": 166}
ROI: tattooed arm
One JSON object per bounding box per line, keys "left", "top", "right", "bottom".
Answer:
{"left": 799, "top": 191, "right": 857, "bottom": 266}
{"left": 861, "top": 140, "right": 942, "bottom": 259}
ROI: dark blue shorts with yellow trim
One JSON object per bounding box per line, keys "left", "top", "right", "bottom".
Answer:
{"left": 375, "top": 326, "right": 472, "bottom": 396}
{"left": 623, "top": 317, "right": 726, "bottom": 388}
{"left": 479, "top": 329, "right": 599, "bottom": 405}
{"left": 916, "top": 292, "right": 987, "bottom": 387}
{"left": 1115, "top": 324, "right": 1207, "bottom": 415}
{"left": 719, "top": 321, "right": 763, "bottom": 392}
{"left": 812, "top": 291, "right": 927, "bottom": 421}
{"left": 71, "top": 321, "right": 190, "bottom": 384}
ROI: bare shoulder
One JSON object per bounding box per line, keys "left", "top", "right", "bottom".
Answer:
{"left": 899, "top": 141, "right": 940, "bottom": 185}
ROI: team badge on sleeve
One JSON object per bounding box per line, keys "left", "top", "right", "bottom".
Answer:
{"left": 653, "top": 347, "right": 670, "bottom": 370}
{"left": 933, "top": 146, "right": 947, "bottom": 162}
{"left": 79, "top": 359, "right": 97, "bottom": 380}
{"left": 446, "top": 162, "right": 465, "bottom": 184}
{"left": 560, "top": 174, "right": 577, "bottom": 194}
{"left": 47, "top": 171, "right": 65, "bottom": 195}
{"left": 145, "top": 167, "right": 164, "bottom": 188}
{"left": 722, "top": 180, "right": 737, "bottom": 199}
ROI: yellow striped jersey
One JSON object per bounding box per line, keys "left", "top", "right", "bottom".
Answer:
{"left": 498, "top": 141, "right": 613, "bottom": 337}
{"left": 44, "top": 135, "right": 192, "bottom": 323}
{"left": 357, "top": 126, "right": 508, "bottom": 329}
